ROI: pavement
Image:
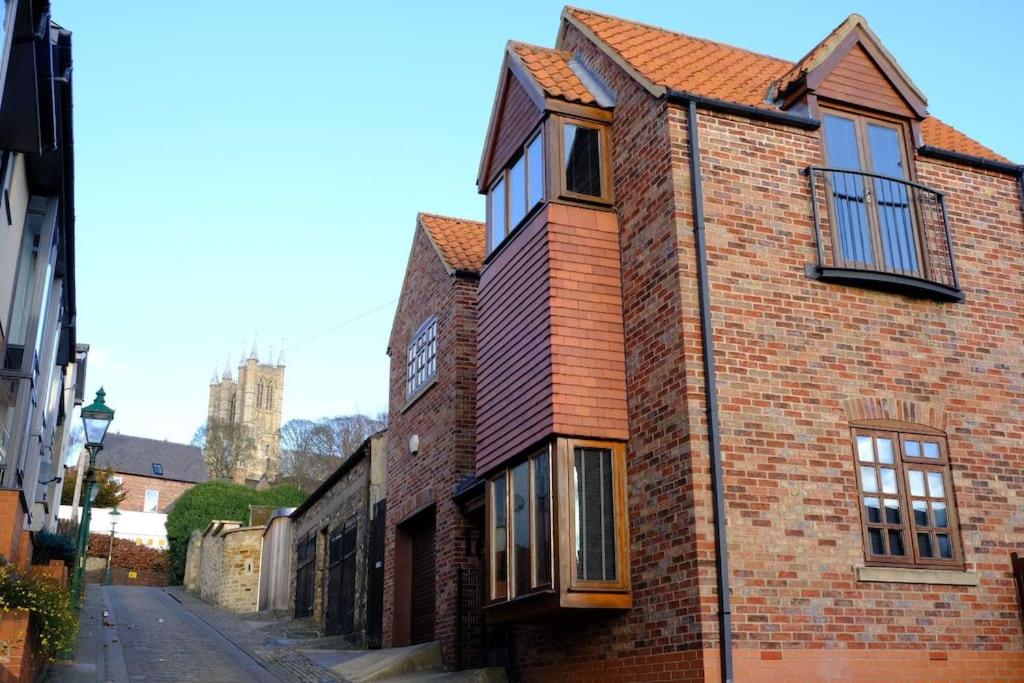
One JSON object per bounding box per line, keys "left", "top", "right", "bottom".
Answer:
{"left": 44, "top": 585, "right": 339, "bottom": 683}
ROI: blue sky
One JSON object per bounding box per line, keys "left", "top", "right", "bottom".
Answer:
{"left": 56, "top": 1, "right": 1023, "bottom": 446}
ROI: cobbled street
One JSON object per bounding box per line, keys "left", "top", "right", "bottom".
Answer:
{"left": 105, "top": 586, "right": 284, "bottom": 683}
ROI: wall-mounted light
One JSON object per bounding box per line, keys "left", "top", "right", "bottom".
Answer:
{"left": 409, "top": 434, "right": 419, "bottom": 456}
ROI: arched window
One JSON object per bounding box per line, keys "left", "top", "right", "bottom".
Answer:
{"left": 257, "top": 380, "right": 265, "bottom": 409}
{"left": 266, "top": 382, "right": 274, "bottom": 409}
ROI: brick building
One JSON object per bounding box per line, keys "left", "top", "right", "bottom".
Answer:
{"left": 385, "top": 7, "right": 1024, "bottom": 682}
{"left": 289, "top": 431, "right": 387, "bottom": 646}
{"left": 91, "top": 433, "right": 207, "bottom": 513}
{"left": 382, "top": 214, "right": 486, "bottom": 666}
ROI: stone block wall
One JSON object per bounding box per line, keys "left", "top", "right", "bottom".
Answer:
{"left": 183, "top": 531, "right": 203, "bottom": 592}
{"left": 218, "top": 528, "right": 262, "bottom": 613}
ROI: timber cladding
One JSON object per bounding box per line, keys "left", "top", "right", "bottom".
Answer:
{"left": 383, "top": 223, "right": 480, "bottom": 665}
{"left": 475, "top": 201, "right": 628, "bottom": 475}
{"left": 483, "top": 75, "right": 544, "bottom": 189}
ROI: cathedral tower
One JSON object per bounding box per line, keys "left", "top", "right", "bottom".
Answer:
{"left": 207, "top": 343, "right": 286, "bottom": 483}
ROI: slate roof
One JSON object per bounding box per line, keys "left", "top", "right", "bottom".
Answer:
{"left": 419, "top": 213, "right": 486, "bottom": 273}
{"left": 94, "top": 433, "right": 207, "bottom": 483}
{"left": 560, "top": 7, "right": 1012, "bottom": 164}
{"left": 509, "top": 41, "right": 597, "bottom": 106}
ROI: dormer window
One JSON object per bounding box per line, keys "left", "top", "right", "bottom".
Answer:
{"left": 487, "top": 129, "right": 544, "bottom": 254}
{"left": 563, "top": 123, "right": 602, "bottom": 197}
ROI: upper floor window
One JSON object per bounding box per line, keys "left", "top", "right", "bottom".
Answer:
{"left": 487, "top": 130, "right": 544, "bottom": 254}
{"left": 853, "top": 427, "right": 962, "bottom": 568}
{"left": 406, "top": 316, "right": 437, "bottom": 399}
{"left": 563, "top": 123, "right": 602, "bottom": 198}
{"left": 152, "top": 463, "right": 163, "bottom": 476}
{"left": 144, "top": 489, "right": 160, "bottom": 513}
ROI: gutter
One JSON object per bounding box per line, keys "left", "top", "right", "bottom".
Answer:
{"left": 685, "top": 98, "right": 734, "bottom": 683}
{"left": 667, "top": 87, "right": 820, "bottom": 130}
{"left": 917, "top": 145, "right": 1022, "bottom": 176}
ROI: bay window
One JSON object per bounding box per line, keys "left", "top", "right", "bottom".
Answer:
{"left": 486, "top": 129, "right": 544, "bottom": 254}
{"left": 487, "top": 438, "right": 629, "bottom": 618}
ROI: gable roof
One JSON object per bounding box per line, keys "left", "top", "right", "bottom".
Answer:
{"left": 560, "top": 7, "right": 1012, "bottom": 164}
{"left": 509, "top": 41, "right": 597, "bottom": 106}
{"left": 94, "top": 433, "right": 207, "bottom": 483}
{"left": 418, "top": 213, "right": 486, "bottom": 274}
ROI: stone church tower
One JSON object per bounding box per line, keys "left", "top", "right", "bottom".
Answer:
{"left": 207, "top": 343, "right": 285, "bottom": 483}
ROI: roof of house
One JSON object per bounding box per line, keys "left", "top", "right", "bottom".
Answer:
{"left": 94, "top": 433, "right": 207, "bottom": 483}
{"left": 509, "top": 41, "right": 597, "bottom": 106}
{"left": 552, "top": 7, "right": 1010, "bottom": 164}
{"left": 418, "top": 213, "right": 486, "bottom": 273}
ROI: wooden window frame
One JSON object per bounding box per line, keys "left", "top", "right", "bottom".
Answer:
{"left": 851, "top": 426, "right": 964, "bottom": 570}
{"left": 558, "top": 438, "right": 629, "bottom": 593}
{"left": 486, "top": 126, "right": 546, "bottom": 255}
{"left": 554, "top": 116, "right": 613, "bottom": 206}
{"left": 819, "top": 104, "right": 931, "bottom": 279}
{"left": 486, "top": 446, "right": 554, "bottom": 605}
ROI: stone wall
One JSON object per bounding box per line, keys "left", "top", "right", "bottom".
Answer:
{"left": 219, "top": 527, "right": 262, "bottom": 613}
{"left": 183, "top": 531, "right": 203, "bottom": 592}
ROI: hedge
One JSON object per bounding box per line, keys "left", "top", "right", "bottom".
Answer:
{"left": 86, "top": 533, "right": 169, "bottom": 574}
{"left": 165, "top": 481, "right": 306, "bottom": 584}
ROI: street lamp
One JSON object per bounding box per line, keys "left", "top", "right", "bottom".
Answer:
{"left": 104, "top": 507, "right": 120, "bottom": 585}
{"left": 70, "top": 388, "right": 114, "bottom": 608}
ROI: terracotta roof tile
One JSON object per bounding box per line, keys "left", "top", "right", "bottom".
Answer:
{"left": 510, "top": 42, "right": 597, "bottom": 106}
{"left": 419, "top": 213, "right": 486, "bottom": 273}
{"left": 563, "top": 7, "right": 1012, "bottom": 164}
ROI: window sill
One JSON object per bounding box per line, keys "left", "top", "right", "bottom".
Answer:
{"left": 807, "top": 265, "right": 964, "bottom": 303}
{"left": 854, "top": 565, "right": 979, "bottom": 586}
{"left": 401, "top": 375, "right": 437, "bottom": 414}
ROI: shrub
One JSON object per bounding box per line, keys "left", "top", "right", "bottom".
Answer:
{"left": 61, "top": 466, "right": 126, "bottom": 508}
{"left": 32, "top": 530, "right": 76, "bottom": 568}
{"left": 0, "top": 560, "right": 77, "bottom": 659}
{"left": 86, "top": 534, "right": 169, "bottom": 574}
{"left": 165, "top": 481, "right": 306, "bottom": 584}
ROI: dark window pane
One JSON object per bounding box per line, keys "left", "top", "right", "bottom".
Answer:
{"left": 511, "top": 461, "right": 530, "bottom": 596}
{"left": 489, "top": 178, "right": 505, "bottom": 250}
{"left": 917, "top": 532, "right": 933, "bottom": 558}
{"left": 534, "top": 451, "right": 551, "bottom": 586}
{"left": 492, "top": 475, "right": 507, "bottom": 599}
{"left": 527, "top": 134, "right": 544, "bottom": 210}
{"left": 932, "top": 502, "right": 948, "bottom": 528}
{"left": 868, "top": 124, "right": 917, "bottom": 273}
{"left": 823, "top": 114, "right": 872, "bottom": 265}
{"left": 888, "top": 529, "right": 906, "bottom": 556}
{"left": 508, "top": 156, "right": 526, "bottom": 228}
{"left": 864, "top": 497, "right": 881, "bottom": 524}
{"left": 564, "top": 124, "right": 602, "bottom": 197}
{"left": 913, "top": 500, "right": 928, "bottom": 526}
{"left": 884, "top": 499, "right": 901, "bottom": 524}
{"left": 869, "top": 528, "right": 884, "bottom": 555}
{"left": 936, "top": 534, "right": 953, "bottom": 559}
{"left": 574, "top": 447, "right": 616, "bottom": 581}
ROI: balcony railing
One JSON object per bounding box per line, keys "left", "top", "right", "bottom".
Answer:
{"left": 804, "top": 166, "right": 963, "bottom": 302}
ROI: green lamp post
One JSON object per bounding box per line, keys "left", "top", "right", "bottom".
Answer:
{"left": 70, "top": 388, "right": 114, "bottom": 608}
{"left": 103, "top": 507, "right": 120, "bottom": 586}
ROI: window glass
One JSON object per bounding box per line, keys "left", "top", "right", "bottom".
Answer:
{"left": 144, "top": 489, "right": 159, "bottom": 513}
{"left": 527, "top": 134, "right": 544, "bottom": 210}
{"left": 511, "top": 461, "right": 530, "bottom": 596}
{"left": 489, "top": 177, "right": 506, "bottom": 250}
{"left": 574, "top": 447, "right": 616, "bottom": 581}
{"left": 491, "top": 475, "right": 507, "bottom": 600}
{"left": 564, "top": 124, "right": 602, "bottom": 197}
{"left": 406, "top": 317, "right": 437, "bottom": 398}
{"left": 533, "top": 450, "right": 551, "bottom": 586}
{"left": 508, "top": 156, "right": 526, "bottom": 228}
{"left": 868, "top": 123, "right": 917, "bottom": 273}
{"left": 823, "top": 114, "right": 872, "bottom": 265}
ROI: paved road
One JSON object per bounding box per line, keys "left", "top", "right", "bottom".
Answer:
{"left": 105, "top": 586, "right": 284, "bottom": 682}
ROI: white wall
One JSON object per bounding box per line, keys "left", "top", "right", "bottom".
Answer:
{"left": 58, "top": 505, "right": 169, "bottom": 549}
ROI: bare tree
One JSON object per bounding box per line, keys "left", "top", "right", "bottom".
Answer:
{"left": 278, "top": 414, "right": 386, "bottom": 492}
{"left": 202, "top": 417, "right": 257, "bottom": 480}
{"left": 190, "top": 423, "right": 207, "bottom": 449}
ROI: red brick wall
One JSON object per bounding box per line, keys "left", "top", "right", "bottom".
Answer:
{"left": 114, "top": 473, "right": 194, "bottom": 513}
{"left": 383, "top": 224, "right": 478, "bottom": 666}
{"left": 0, "top": 490, "right": 29, "bottom": 569}
{"left": 0, "top": 609, "right": 41, "bottom": 683}
{"left": 501, "top": 20, "right": 1024, "bottom": 683}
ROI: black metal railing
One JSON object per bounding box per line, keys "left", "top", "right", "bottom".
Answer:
{"left": 804, "top": 166, "right": 962, "bottom": 300}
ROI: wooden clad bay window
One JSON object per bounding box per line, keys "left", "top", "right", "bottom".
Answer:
{"left": 557, "top": 118, "right": 612, "bottom": 205}
{"left": 487, "top": 439, "right": 629, "bottom": 619}
{"left": 487, "top": 129, "right": 544, "bottom": 254}
{"left": 406, "top": 315, "right": 437, "bottom": 399}
{"left": 853, "top": 427, "right": 963, "bottom": 568}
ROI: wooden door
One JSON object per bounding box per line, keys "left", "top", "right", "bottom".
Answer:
{"left": 409, "top": 516, "right": 437, "bottom": 644}
{"left": 366, "top": 501, "right": 386, "bottom": 648}
{"left": 326, "top": 519, "right": 358, "bottom": 636}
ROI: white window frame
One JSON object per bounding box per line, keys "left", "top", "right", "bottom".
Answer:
{"left": 143, "top": 489, "right": 159, "bottom": 513}
{"left": 406, "top": 315, "right": 438, "bottom": 399}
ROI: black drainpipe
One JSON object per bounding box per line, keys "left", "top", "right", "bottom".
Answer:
{"left": 685, "top": 98, "right": 734, "bottom": 683}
